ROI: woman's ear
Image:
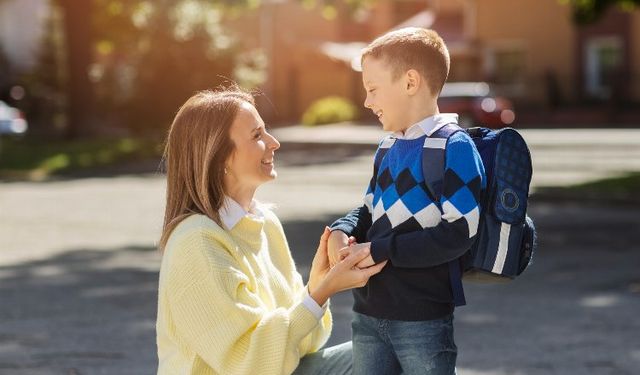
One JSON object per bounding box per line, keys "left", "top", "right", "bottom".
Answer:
{"left": 405, "top": 69, "right": 421, "bottom": 95}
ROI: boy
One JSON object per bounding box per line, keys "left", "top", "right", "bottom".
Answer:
{"left": 328, "top": 27, "right": 486, "bottom": 375}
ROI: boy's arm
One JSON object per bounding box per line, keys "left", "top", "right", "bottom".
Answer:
{"left": 328, "top": 203, "right": 373, "bottom": 266}
{"left": 369, "top": 133, "right": 485, "bottom": 268}
{"left": 327, "top": 152, "right": 378, "bottom": 265}
{"left": 328, "top": 139, "right": 393, "bottom": 265}
{"left": 330, "top": 204, "right": 372, "bottom": 243}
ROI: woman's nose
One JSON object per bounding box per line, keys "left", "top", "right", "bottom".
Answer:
{"left": 268, "top": 133, "right": 280, "bottom": 150}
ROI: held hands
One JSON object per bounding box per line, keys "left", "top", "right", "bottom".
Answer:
{"left": 308, "top": 227, "right": 387, "bottom": 306}
{"left": 327, "top": 231, "right": 356, "bottom": 268}
{"left": 328, "top": 230, "right": 376, "bottom": 269}
{"left": 338, "top": 242, "right": 376, "bottom": 269}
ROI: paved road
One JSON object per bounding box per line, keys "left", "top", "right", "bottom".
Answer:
{"left": 1, "top": 128, "right": 639, "bottom": 374}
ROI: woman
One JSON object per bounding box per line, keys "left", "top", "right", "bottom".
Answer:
{"left": 156, "top": 88, "right": 386, "bottom": 375}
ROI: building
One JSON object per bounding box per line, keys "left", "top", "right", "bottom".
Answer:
{"left": 229, "top": 0, "right": 640, "bottom": 123}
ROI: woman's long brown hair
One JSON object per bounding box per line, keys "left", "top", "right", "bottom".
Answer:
{"left": 159, "top": 88, "right": 254, "bottom": 251}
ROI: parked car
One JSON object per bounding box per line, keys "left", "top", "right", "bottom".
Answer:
{"left": 0, "top": 100, "right": 28, "bottom": 135}
{"left": 438, "top": 82, "right": 516, "bottom": 128}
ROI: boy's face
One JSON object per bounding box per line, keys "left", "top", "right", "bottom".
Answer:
{"left": 362, "top": 56, "right": 411, "bottom": 133}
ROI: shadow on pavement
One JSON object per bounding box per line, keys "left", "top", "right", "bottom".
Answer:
{"left": 0, "top": 246, "right": 159, "bottom": 375}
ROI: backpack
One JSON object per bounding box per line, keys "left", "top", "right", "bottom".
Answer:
{"left": 422, "top": 124, "right": 537, "bottom": 306}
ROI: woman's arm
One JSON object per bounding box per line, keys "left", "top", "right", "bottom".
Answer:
{"left": 168, "top": 263, "right": 320, "bottom": 375}
{"left": 165, "top": 223, "right": 384, "bottom": 375}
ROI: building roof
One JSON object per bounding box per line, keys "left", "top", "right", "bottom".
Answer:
{"left": 318, "top": 8, "right": 471, "bottom": 71}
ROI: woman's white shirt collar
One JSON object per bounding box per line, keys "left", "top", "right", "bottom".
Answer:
{"left": 219, "top": 196, "right": 264, "bottom": 230}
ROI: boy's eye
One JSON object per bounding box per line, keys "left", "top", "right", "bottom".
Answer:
{"left": 368, "top": 88, "right": 376, "bottom": 93}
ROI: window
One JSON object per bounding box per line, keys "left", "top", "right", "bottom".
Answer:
{"left": 493, "top": 49, "right": 526, "bottom": 84}
{"left": 584, "top": 36, "right": 623, "bottom": 99}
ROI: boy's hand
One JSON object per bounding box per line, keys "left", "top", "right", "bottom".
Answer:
{"left": 308, "top": 228, "right": 387, "bottom": 306}
{"left": 355, "top": 254, "right": 376, "bottom": 269}
{"left": 328, "top": 230, "right": 356, "bottom": 267}
{"left": 339, "top": 242, "right": 376, "bottom": 269}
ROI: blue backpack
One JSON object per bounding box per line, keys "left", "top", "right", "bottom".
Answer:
{"left": 422, "top": 124, "right": 537, "bottom": 306}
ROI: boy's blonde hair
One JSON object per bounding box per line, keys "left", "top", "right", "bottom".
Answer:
{"left": 361, "top": 27, "right": 450, "bottom": 95}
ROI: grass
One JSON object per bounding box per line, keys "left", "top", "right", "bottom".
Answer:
{"left": 535, "top": 172, "right": 640, "bottom": 203}
{"left": 0, "top": 136, "right": 163, "bottom": 180}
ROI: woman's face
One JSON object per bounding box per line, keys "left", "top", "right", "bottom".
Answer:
{"left": 225, "top": 101, "right": 280, "bottom": 193}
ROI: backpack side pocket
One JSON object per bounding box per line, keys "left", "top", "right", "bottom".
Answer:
{"left": 518, "top": 215, "right": 536, "bottom": 275}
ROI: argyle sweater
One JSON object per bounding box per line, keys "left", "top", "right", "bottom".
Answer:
{"left": 331, "top": 124, "right": 485, "bottom": 321}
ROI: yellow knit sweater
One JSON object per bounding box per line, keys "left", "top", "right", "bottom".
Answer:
{"left": 156, "top": 210, "right": 332, "bottom": 375}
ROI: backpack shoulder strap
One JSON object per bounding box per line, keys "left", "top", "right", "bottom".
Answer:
{"left": 422, "top": 123, "right": 462, "bottom": 201}
{"left": 422, "top": 123, "right": 467, "bottom": 307}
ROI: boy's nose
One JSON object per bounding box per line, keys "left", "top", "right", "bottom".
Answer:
{"left": 364, "top": 98, "right": 372, "bottom": 109}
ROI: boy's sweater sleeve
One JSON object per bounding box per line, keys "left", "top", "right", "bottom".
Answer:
{"left": 329, "top": 203, "right": 372, "bottom": 243}
{"left": 369, "top": 132, "right": 485, "bottom": 268}
{"left": 329, "top": 149, "right": 379, "bottom": 242}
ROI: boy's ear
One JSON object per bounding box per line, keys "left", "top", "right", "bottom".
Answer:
{"left": 405, "top": 69, "right": 421, "bottom": 95}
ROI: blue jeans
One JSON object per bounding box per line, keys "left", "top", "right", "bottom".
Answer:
{"left": 352, "top": 312, "right": 457, "bottom": 375}
{"left": 292, "top": 341, "right": 353, "bottom": 375}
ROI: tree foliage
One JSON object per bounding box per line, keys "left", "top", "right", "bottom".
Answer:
{"left": 565, "top": 0, "right": 639, "bottom": 24}
{"left": 52, "top": 0, "right": 257, "bottom": 135}
{"left": 91, "top": 1, "right": 239, "bottom": 133}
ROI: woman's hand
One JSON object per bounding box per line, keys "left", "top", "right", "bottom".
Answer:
{"left": 327, "top": 230, "right": 356, "bottom": 267}
{"left": 308, "top": 227, "right": 334, "bottom": 301}
{"left": 308, "top": 227, "right": 387, "bottom": 306}
{"left": 338, "top": 242, "right": 376, "bottom": 269}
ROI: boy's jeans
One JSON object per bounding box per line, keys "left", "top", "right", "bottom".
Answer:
{"left": 352, "top": 312, "right": 457, "bottom": 375}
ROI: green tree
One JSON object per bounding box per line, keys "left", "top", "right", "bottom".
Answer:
{"left": 56, "top": 0, "right": 93, "bottom": 139}
{"left": 566, "top": 0, "right": 639, "bottom": 24}
{"left": 54, "top": 0, "right": 255, "bottom": 137}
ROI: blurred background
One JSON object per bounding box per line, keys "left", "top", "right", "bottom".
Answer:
{"left": 1, "top": 1, "right": 639, "bottom": 374}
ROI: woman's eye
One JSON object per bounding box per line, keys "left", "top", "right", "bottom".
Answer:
{"left": 253, "top": 131, "right": 262, "bottom": 140}
{"left": 368, "top": 88, "right": 376, "bottom": 93}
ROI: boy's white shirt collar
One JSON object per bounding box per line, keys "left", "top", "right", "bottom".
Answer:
{"left": 393, "top": 113, "right": 459, "bottom": 140}
{"left": 220, "top": 196, "right": 263, "bottom": 230}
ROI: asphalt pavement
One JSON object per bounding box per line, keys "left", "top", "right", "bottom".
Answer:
{"left": 0, "top": 125, "right": 639, "bottom": 375}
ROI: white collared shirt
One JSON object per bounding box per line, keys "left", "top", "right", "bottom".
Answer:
{"left": 218, "top": 196, "right": 327, "bottom": 320}
{"left": 393, "top": 113, "right": 459, "bottom": 140}
{"left": 219, "top": 196, "right": 263, "bottom": 230}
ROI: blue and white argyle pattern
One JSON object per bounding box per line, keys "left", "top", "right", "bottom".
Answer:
{"left": 364, "top": 132, "right": 483, "bottom": 239}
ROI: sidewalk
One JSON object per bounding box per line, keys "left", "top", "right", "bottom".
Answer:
{"left": 272, "top": 122, "right": 384, "bottom": 147}
{"left": 272, "top": 122, "right": 640, "bottom": 148}
{"left": 273, "top": 123, "right": 640, "bottom": 202}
